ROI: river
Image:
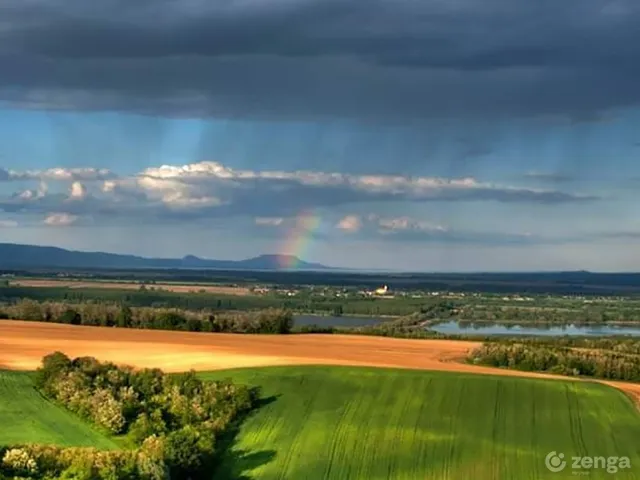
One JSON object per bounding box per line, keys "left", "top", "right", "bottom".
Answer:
{"left": 429, "top": 321, "right": 640, "bottom": 337}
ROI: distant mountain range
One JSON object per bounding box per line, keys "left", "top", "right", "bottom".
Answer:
{"left": 0, "top": 243, "right": 330, "bottom": 271}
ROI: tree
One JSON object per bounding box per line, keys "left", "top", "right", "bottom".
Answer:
{"left": 116, "top": 306, "right": 133, "bottom": 328}
{"left": 152, "top": 312, "right": 186, "bottom": 330}
{"left": 185, "top": 318, "right": 202, "bottom": 332}
{"left": 130, "top": 410, "right": 167, "bottom": 443}
{"left": 16, "top": 299, "right": 44, "bottom": 321}
{"left": 101, "top": 311, "right": 116, "bottom": 327}
{"left": 35, "top": 351, "right": 72, "bottom": 390}
{"left": 164, "top": 426, "right": 214, "bottom": 478}
{"left": 91, "top": 389, "right": 126, "bottom": 433}
{"left": 58, "top": 308, "right": 82, "bottom": 325}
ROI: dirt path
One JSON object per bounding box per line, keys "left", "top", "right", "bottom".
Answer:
{"left": 10, "top": 279, "right": 252, "bottom": 296}
{"left": 1, "top": 320, "right": 638, "bottom": 406}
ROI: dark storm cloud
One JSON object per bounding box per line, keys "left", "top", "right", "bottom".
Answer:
{"left": 1, "top": 0, "right": 640, "bottom": 120}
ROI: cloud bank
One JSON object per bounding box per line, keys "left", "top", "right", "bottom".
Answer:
{"left": 0, "top": 161, "right": 597, "bottom": 227}
{"left": 1, "top": 0, "right": 639, "bottom": 122}
{"left": 330, "top": 213, "right": 540, "bottom": 245}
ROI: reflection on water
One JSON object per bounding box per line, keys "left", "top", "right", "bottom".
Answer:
{"left": 430, "top": 321, "right": 640, "bottom": 337}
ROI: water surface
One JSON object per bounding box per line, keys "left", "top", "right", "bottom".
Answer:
{"left": 430, "top": 321, "right": 640, "bottom": 337}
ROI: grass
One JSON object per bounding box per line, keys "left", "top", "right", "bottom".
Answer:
{"left": 0, "top": 370, "right": 117, "bottom": 449}
{"left": 200, "top": 366, "right": 640, "bottom": 480}
{"left": 1, "top": 366, "right": 639, "bottom": 478}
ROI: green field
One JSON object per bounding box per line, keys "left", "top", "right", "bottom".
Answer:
{"left": 201, "top": 366, "right": 640, "bottom": 480}
{"left": 1, "top": 367, "right": 639, "bottom": 479}
{"left": 0, "top": 370, "right": 117, "bottom": 449}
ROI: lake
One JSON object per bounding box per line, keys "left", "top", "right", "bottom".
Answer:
{"left": 429, "top": 321, "right": 640, "bottom": 337}
{"left": 294, "top": 315, "right": 384, "bottom": 327}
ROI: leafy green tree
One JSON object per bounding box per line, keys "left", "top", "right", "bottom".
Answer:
{"left": 152, "top": 312, "right": 186, "bottom": 330}
{"left": 116, "top": 306, "right": 133, "bottom": 328}
{"left": 35, "top": 351, "right": 72, "bottom": 391}
{"left": 185, "top": 317, "right": 202, "bottom": 332}
{"left": 164, "top": 426, "right": 214, "bottom": 478}
{"left": 58, "top": 308, "right": 82, "bottom": 325}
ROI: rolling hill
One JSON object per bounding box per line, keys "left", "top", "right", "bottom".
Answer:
{"left": 3, "top": 366, "right": 639, "bottom": 479}
{"left": 0, "top": 242, "right": 329, "bottom": 271}
{"left": 203, "top": 366, "right": 640, "bottom": 479}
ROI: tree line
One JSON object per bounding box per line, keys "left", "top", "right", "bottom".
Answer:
{"left": 0, "top": 352, "right": 259, "bottom": 479}
{"left": 0, "top": 285, "right": 425, "bottom": 316}
{"left": 451, "top": 303, "right": 640, "bottom": 325}
{"left": 468, "top": 342, "right": 640, "bottom": 382}
{"left": 487, "top": 336, "right": 640, "bottom": 355}
{"left": 1, "top": 299, "right": 294, "bottom": 334}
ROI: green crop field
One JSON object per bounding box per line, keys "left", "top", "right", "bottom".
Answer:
{"left": 0, "top": 370, "right": 117, "bottom": 449}
{"left": 1, "top": 366, "right": 639, "bottom": 479}
{"left": 201, "top": 366, "right": 640, "bottom": 480}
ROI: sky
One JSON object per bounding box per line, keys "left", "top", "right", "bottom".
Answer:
{"left": 1, "top": 0, "right": 640, "bottom": 272}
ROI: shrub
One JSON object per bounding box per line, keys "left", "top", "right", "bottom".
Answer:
{"left": 1, "top": 448, "right": 38, "bottom": 477}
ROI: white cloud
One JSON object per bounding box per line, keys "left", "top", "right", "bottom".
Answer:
{"left": 369, "top": 214, "right": 448, "bottom": 234}
{"left": 69, "top": 181, "right": 87, "bottom": 199}
{"left": 16, "top": 181, "right": 47, "bottom": 201}
{"left": 44, "top": 213, "right": 79, "bottom": 226}
{"left": 18, "top": 189, "right": 35, "bottom": 200}
{"left": 255, "top": 217, "right": 285, "bottom": 226}
{"left": 0, "top": 160, "right": 597, "bottom": 228}
{"left": 332, "top": 212, "right": 543, "bottom": 245}
{"left": 137, "top": 161, "right": 485, "bottom": 196}
{"left": 336, "top": 215, "right": 362, "bottom": 232}
{"left": 37, "top": 181, "right": 48, "bottom": 198}
{"left": 142, "top": 162, "right": 236, "bottom": 180}
{"left": 5, "top": 167, "right": 114, "bottom": 182}
{"left": 130, "top": 160, "right": 596, "bottom": 207}
{"left": 337, "top": 213, "right": 448, "bottom": 235}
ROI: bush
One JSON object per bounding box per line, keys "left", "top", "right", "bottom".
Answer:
{"left": 294, "top": 324, "right": 336, "bottom": 334}
{"left": 1, "top": 448, "right": 38, "bottom": 477}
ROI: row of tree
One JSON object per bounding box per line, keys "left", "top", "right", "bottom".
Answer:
{"left": 0, "top": 352, "right": 259, "bottom": 479}
{"left": 454, "top": 303, "right": 640, "bottom": 325}
{"left": 468, "top": 343, "right": 640, "bottom": 382}
{"left": 1, "top": 299, "right": 294, "bottom": 334}
{"left": 0, "top": 285, "right": 423, "bottom": 316}
{"left": 488, "top": 336, "right": 640, "bottom": 355}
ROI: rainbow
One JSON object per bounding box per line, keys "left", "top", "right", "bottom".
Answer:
{"left": 278, "top": 210, "right": 322, "bottom": 269}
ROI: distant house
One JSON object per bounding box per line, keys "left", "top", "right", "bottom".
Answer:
{"left": 374, "top": 285, "right": 389, "bottom": 295}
